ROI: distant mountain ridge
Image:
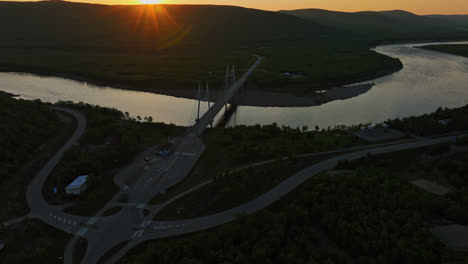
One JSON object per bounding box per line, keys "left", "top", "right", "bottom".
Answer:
{"left": 280, "top": 8, "right": 468, "bottom": 43}
{"left": 427, "top": 15, "right": 468, "bottom": 28}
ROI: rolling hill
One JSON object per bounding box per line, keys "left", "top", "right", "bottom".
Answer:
{"left": 0, "top": 1, "right": 326, "bottom": 51}
{"left": 427, "top": 15, "right": 468, "bottom": 28}
{"left": 281, "top": 9, "right": 468, "bottom": 43}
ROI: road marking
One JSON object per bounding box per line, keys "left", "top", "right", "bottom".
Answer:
{"left": 165, "top": 156, "right": 179, "bottom": 172}
{"left": 132, "top": 230, "right": 144, "bottom": 238}
{"left": 136, "top": 203, "right": 146, "bottom": 209}
{"left": 88, "top": 217, "right": 98, "bottom": 225}
{"left": 77, "top": 228, "right": 88, "bottom": 236}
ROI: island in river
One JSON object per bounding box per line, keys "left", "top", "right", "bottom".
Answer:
{"left": 5, "top": 1, "right": 468, "bottom": 105}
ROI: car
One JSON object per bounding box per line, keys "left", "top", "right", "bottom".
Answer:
{"left": 144, "top": 157, "right": 150, "bottom": 162}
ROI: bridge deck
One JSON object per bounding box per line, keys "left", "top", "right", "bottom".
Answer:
{"left": 189, "top": 55, "right": 262, "bottom": 136}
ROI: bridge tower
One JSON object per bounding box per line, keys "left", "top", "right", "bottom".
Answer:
{"left": 224, "top": 65, "right": 230, "bottom": 93}
{"left": 195, "top": 81, "right": 212, "bottom": 122}
{"left": 196, "top": 82, "right": 201, "bottom": 121}
{"left": 205, "top": 82, "right": 211, "bottom": 109}
{"left": 224, "top": 64, "right": 237, "bottom": 111}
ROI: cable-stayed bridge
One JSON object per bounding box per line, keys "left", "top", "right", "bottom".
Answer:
{"left": 189, "top": 55, "right": 263, "bottom": 136}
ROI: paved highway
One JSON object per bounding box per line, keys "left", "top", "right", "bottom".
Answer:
{"left": 103, "top": 133, "right": 465, "bottom": 263}
{"left": 65, "top": 55, "right": 264, "bottom": 263}
{"left": 21, "top": 107, "right": 467, "bottom": 264}
{"left": 14, "top": 55, "right": 263, "bottom": 263}
{"left": 22, "top": 58, "right": 462, "bottom": 264}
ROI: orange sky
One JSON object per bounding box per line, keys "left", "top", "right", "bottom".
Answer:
{"left": 7, "top": 0, "right": 468, "bottom": 14}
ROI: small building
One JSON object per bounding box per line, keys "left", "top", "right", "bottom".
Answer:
{"left": 155, "top": 141, "right": 175, "bottom": 157}
{"left": 65, "top": 175, "right": 89, "bottom": 195}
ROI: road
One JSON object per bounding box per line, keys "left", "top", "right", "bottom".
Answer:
{"left": 12, "top": 55, "right": 262, "bottom": 264}
{"left": 75, "top": 56, "right": 264, "bottom": 263}
{"left": 73, "top": 135, "right": 205, "bottom": 264}
{"left": 26, "top": 107, "right": 91, "bottom": 233}
{"left": 99, "top": 133, "right": 464, "bottom": 264}
{"left": 20, "top": 106, "right": 467, "bottom": 264}
{"left": 19, "top": 58, "right": 462, "bottom": 264}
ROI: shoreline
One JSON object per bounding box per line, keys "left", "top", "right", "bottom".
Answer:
{"left": 0, "top": 90, "right": 18, "bottom": 97}
{"left": 0, "top": 64, "right": 399, "bottom": 107}
{"left": 228, "top": 83, "right": 375, "bottom": 107}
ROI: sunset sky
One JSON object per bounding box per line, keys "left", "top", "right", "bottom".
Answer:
{"left": 7, "top": 0, "right": 468, "bottom": 14}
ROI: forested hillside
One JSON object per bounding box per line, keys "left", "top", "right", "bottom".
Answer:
{"left": 0, "top": 94, "right": 59, "bottom": 181}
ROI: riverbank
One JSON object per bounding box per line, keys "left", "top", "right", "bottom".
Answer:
{"left": 0, "top": 67, "right": 386, "bottom": 108}
{"left": 418, "top": 44, "right": 468, "bottom": 58}
{"left": 0, "top": 69, "right": 376, "bottom": 107}
{"left": 0, "top": 90, "right": 17, "bottom": 97}
{"left": 228, "top": 83, "right": 374, "bottom": 107}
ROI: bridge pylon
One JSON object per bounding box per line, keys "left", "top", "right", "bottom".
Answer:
{"left": 196, "top": 82, "right": 201, "bottom": 121}
{"left": 223, "top": 64, "right": 237, "bottom": 112}
{"left": 205, "top": 82, "right": 211, "bottom": 109}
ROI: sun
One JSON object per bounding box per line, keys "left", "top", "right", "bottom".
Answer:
{"left": 141, "top": 0, "right": 161, "bottom": 4}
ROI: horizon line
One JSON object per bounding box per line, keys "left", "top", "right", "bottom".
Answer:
{"left": 8, "top": 0, "right": 468, "bottom": 16}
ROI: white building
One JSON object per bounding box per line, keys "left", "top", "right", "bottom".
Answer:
{"left": 65, "top": 175, "right": 89, "bottom": 195}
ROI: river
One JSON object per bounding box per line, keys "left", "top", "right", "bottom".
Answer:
{"left": 1, "top": 41, "right": 468, "bottom": 128}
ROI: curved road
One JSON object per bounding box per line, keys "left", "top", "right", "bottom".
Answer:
{"left": 104, "top": 133, "right": 464, "bottom": 263}
{"left": 19, "top": 106, "right": 465, "bottom": 264}
{"left": 15, "top": 62, "right": 465, "bottom": 264}
{"left": 26, "top": 107, "right": 91, "bottom": 232}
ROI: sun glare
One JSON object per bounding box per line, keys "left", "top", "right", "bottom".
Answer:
{"left": 141, "top": 0, "right": 161, "bottom": 4}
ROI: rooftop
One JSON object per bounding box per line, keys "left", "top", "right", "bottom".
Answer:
{"left": 65, "top": 175, "right": 88, "bottom": 190}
